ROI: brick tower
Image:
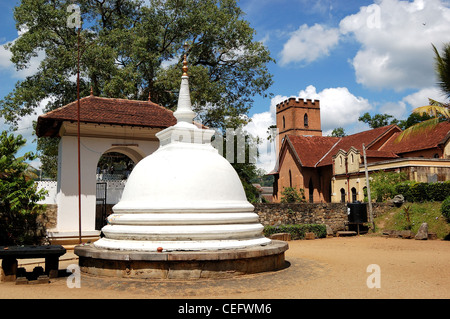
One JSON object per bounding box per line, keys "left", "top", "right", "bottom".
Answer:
{"left": 276, "top": 97, "right": 322, "bottom": 152}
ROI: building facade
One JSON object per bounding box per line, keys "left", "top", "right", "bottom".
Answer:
{"left": 271, "top": 98, "right": 450, "bottom": 203}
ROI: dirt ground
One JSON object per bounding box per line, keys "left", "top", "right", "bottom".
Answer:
{"left": 1, "top": 236, "right": 449, "bottom": 299}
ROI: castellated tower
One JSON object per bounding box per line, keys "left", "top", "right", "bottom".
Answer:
{"left": 276, "top": 97, "right": 322, "bottom": 151}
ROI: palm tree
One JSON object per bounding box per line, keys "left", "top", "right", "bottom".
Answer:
{"left": 397, "top": 43, "right": 450, "bottom": 141}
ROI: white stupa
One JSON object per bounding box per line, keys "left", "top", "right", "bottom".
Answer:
{"left": 93, "top": 53, "right": 271, "bottom": 252}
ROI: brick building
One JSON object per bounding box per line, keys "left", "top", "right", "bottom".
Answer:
{"left": 271, "top": 97, "right": 450, "bottom": 203}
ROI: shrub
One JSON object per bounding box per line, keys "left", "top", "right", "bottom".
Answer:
{"left": 442, "top": 196, "right": 450, "bottom": 222}
{"left": 395, "top": 181, "right": 450, "bottom": 202}
{"left": 0, "top": 131, "right": 48, "bottom": 245}
{"left": 263, "top": 224, "right": 327, "bottom": 240}
{"left": 370, "top": 171, "right": 408, "bottom": 202}
{"left": 280, "top": 187, "right": 306, "bottom": 203}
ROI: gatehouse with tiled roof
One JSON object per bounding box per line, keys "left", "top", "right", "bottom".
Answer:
{"left": 36, "top": 93, "right": 177, "bottom": 244}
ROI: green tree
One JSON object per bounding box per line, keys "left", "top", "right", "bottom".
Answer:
{"left": 358, "top": 112, "right": 398, "bottom": 129}
{"left": 0, "top": 131, "right": 48, "bottom": 245}
{"left": 397, "top": 43, "right": 450, "bottom": 142}
{"left": 215, "top": 128, "right": 261, "bottom": 203}
{"left": 330, "top": 127, "right": 346, "bottom": 137}
{"left": 1, "top": 0, "right": 274, "bottom": 177}
{"left": 396, "top": 112, "right": 434, "bottom": 130}
{"left": 370, "top": 170, "right": 408, "bottom": 202}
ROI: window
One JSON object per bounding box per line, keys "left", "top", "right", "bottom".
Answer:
{"left": 282, "top": 116, "right": 286, "bottom": 129}
{"left": 351, "top": 187, "right": 357, "bottom": 202}
{"left": 309, "top": 179, "right": 314, "bottom": 203}
{"left": 340, "top": 188, "right": 346, "bottom": 203}
{"left": 304, "top": 113, "right": 308, "bottom": 127}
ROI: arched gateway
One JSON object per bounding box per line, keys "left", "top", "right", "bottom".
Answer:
{"left": 35, "top": 93, "right": 176, "bottom": 245}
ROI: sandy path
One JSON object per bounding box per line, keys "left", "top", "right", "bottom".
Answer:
{"left": 1, "top": 236, "right": 449, "bottom": 299}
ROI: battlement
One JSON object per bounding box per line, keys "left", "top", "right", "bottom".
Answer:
{"left": 276, "top": 97, "right": 320, "bottom": 112}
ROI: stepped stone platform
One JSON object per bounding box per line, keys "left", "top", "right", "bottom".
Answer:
{"left": 75, "top": 240, "right": 288, "bottom": 280}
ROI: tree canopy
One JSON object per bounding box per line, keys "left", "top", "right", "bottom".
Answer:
{"left": 2, "top": 0, "right": 273, "bottom": 128}
{"left": 1, "top": 0, "right": 274, "bottom": 178}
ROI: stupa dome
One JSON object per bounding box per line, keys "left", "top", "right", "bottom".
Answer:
{"left": 112, "top": 130, "right": 253, "bottom": 213}
{"left": 93, "top": 55, "right": 271, "bottom": 252}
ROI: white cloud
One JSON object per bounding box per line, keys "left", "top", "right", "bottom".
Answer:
{"left": 297, "top": 85, "right": 372, "bottom": 134}
{"left": 378, "top": 86, "right": 445, "bottom": 120}
{"left": 280, "top": 23, "right": 340, "bottom": 65}
{"left": 246, "top": 86, "right": 372, "bottom": 171}
{"left": 244, "top": 95, "right": 287, "bottom": 173}
{"left": 402, "top": 86, "right": 446, "bottom": 109}
{"left": 0, "top": 34, "right": 44, "bottom": 79}
{"left": 379, "top": 101, "right": 407, "bottom": 120}
{"left": 340, "top": 0, "right": 450, "bottom": 91}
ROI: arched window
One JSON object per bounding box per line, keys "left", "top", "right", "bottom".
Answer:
{"left": 340, "top": 188, "right": 346, "bottom": 203}
{"left": 351, "top": 187, "right": 357, "bottom": 202}
{"left": 304, "top": 113, "right": 308, "bottom": 127}
{"left": 309, "top": 179, "right": 314, "bottom": 203}
{"left": 282, "top": 116, "right": 286, "bottom": 129}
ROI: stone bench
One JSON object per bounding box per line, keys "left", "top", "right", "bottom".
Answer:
{"left": 0, "top": 245, "right": 66, "bottom": 282}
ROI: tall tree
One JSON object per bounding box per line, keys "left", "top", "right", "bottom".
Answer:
{"left": 0, "top": 131, "right": 47, "bottom": 245}
{"left": 358, "top": 112, "right": 398, "bottom": 129}
{"left": 1, "top": 0, "right": 274, "bottom": 176}
{"left": 397, "top": 43, "right": 450, "bottom": 141}
{"left": 330, "top": 127, "right": 346, "bottom": 137}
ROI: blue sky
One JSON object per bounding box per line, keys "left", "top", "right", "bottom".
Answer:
{"left": 1, "top": 0, "right": 450, "bottom": 172}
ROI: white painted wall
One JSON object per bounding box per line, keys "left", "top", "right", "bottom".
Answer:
{"left": 37, "top": 180, "right": 127, "bottom": 205}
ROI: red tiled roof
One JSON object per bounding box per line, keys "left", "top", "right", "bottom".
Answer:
{"left": 364, "top": 149, "right": 399, "bottom": 158}
{"left": 282, "top": 125, "right": 402, "bottom": 169}
{"left": 281, "top": 122, "right": 450, "bottom": 171}
{"left": 380, "top": 121, "right": 450, "bottom": 155}
{"left": 287, "top": 135, "right": 340, "bottom": 167}
{"left": 315, "top": 125, "right": 400, "bottom": 167}
{"left": 36, "top": 95, "right": 176, "bottom": 137}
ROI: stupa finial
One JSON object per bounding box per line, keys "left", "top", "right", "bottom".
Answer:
{"left": 173, "top": 42, "right": 195, "bottom": 124}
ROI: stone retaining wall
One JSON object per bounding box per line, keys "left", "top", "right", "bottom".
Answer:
{"left": 43, "top": 203, "right": 392, "bottom": 233}
{"left": 254, "top": 202, "right": 391, "bottom": 232}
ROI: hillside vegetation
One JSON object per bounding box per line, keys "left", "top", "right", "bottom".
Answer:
{"left": 374, "top": 202, "right": 450, "bottom": 240}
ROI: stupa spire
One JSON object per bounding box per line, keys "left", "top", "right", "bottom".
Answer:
{"left": 173, "top": 43, "right": 195, "bottom": 125}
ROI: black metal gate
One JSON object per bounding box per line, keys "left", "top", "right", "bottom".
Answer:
{"left": 95, "top": 182, "right": 107, "bottom": 230}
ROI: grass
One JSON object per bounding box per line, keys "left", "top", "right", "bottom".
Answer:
{"left": 374, "top": 201, "right": 450, "bottom": 239}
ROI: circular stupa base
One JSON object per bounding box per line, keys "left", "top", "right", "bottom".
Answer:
{"left": 74, "top": 240, "right": 288, "bottom": 280}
